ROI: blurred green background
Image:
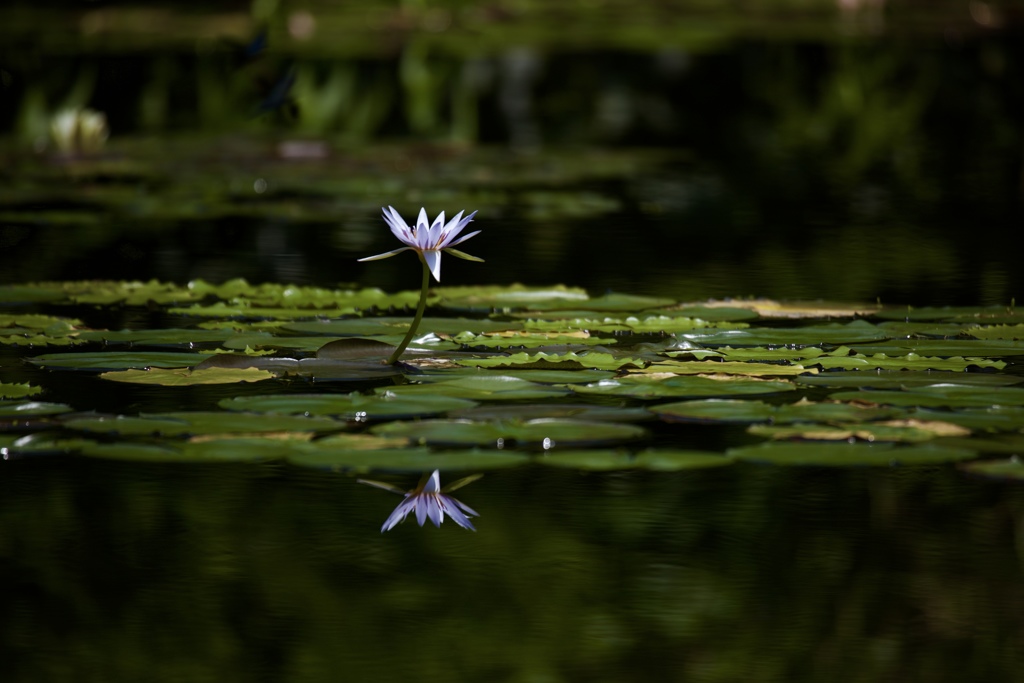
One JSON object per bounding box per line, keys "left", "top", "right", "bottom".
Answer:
{"left": 0, "top": 0, "right": 1022, "bottom": 303}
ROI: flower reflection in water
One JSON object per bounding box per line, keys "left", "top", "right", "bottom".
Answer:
{"left": 358, "top": 470, "right": 482, "bottom": 532}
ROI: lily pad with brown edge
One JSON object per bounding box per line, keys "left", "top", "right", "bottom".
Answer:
{"left": 746, "top": 419, "right": 970, "bottom": 443}
{"left": 668, "top": 305, "right": 761, "bottom": 322}
{"left": 677, "top": 320, "right": 890, "bottom": 347}
{"left": 374, "top": 376, "right": 571, "bottom": 401}
{"left": 960, "top": 457, "right": 1024, "bottom": 480}
{"left": 0, "top": 382, "right": 41, "bottom": 400}
{"left": 454, "top": 351, "right": 646, "bottom": 372}
{"left": 572, "top": 374, "right": 795, "bottom": 400}
{"left": 286, "top": 442, "right": 528, "bottom": 472}
{"left": 444, "top": 330, "right": 609, "bottom": 348}
{"left": 630, "top": 360, "right": 814, "bottom": 377}
{"left": 651, "top": 398, "right": 901, "bottom": 424}
{"left": 694, "top": 299, "right": 880, "bottom": 319}
{"left": 830, "top": 384, "right": 1024, "bottom": 408}
{"left": 449, "top": 403, "right": 653, "bottom": 423}
{"left": 460, "top": 368, "right": 617, "bottom": 384}
{"left": 99, "top": 367, "right": 276, "bottom": 385}
{"left": 29, "top": 351, "right": 216, "bottom": 371}
{"left": 728, "top": 441, "right": 977, "bottom": 466}
{"left": 219, "top": 392, "right": 477, "bottom": 420}
{"left": 795, "top": 370, "right": 1023, "bottom": 389}
{"left": 371, "top": 418, "right": 647, "bottom": 448}
{"left": 0, "top": 401, "right": 74, "bottom": 417}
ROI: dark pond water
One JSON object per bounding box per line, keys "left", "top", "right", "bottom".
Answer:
{"left": 2, "top": 3, "right": 1024, "bottom": 681}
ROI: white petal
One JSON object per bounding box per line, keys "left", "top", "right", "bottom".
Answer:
{"left": 382, "top": 206, "right": 412, "bottom": 243}
{"left": 415, "top": 497, "right": 429, "bottom": 526}
{"left": 422, "top": 250, "right": 442, "bottom": 282}
{"left": 424, "top": 470, "right": 442, "bottom": 493}
{"left": 416, "top": 207, "right": 430, "bottom": 231}
{"left": 447, "top": 229, "right": 481, "bottom": 247}
{"left": 357, "top": 247, "right": 410, "bottom": 262}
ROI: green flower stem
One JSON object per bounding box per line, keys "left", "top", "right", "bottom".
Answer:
{"left": 387, "top": 256, "right": 431, "bottom": 364}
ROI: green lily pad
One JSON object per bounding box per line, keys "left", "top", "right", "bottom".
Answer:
{"left": 796, "top": 371, "right": 1023, "bottom": 389}
{"left": 286, "top": 444, "right": 528, "bottom": 472}
{"left": 651, "top": 399, "right": 900, "bottom": 424}
{"left": 76, "top": 329, "right": 269, "bottom": 347}
{"left": 573, "top": 375, "right": 795, "bottom": 399}
{"left": 447, "top": 331, "right": 611, "bottom": 348}
{"left": 678, "top": 320, "right": 889, "bottom": 347}
{"left": 0, "top": 401, "right": 74, "bottom": 417}
{"left": 729, "top": 441, "right": 977, "bottom": 466}
{"left": 746, "top": 420, "right": 967, "bottom": 443}
{"left": 434, "top": 284, "right": 590, "bottom": 313}
{"left": 449, "top": 403, "right": 653, "bottom": 422}
{"left": 534, "top": 449, "right": 638, "bottom": 470}
{"left": 99, "top": 367, "right": 276, "bottom": 385}
{"left": 0, "top": 382, "right": 41, "bottom": 399}
{"left": 848, "top": 339, "right": 1024, "bottom": 357}
{"left": 371, "top": 418, "right": 647, "bottom": 448}
{"left": 375, "top": 376, "right": 571, "bottom": 401}
{"left": 908, "top": 406, "right": 1024, "bottom": 432}
{"left": 633, "top": 360, "right": 813, "bottom": 377}
{"left": 632, "top": 449, "right": 735, "bottom": 471}
{"left": 454, "top": 351, "right": 645, "bottom": 372}
{"left": 938, "top": 434, "right": 1024, "bottom": 455}
{"left": 219, "top": 393, "right": 476, "bottom": 420}
{"left": 960, "top": 457, "right": 1024, "bottom": 480}
{"left": 285, "top": 317, "right": 521, "bottom": 337}
{"left": 29, "top": 351, "right": 214, "bottom": 371}
{"left": 65, "top": 411, "right": 344, "bottom": 436}
{"left": 831, "top": 384, "right": 1024, "bottom": 408}
{"left": 874, "top": 305, "right": 1024, "bottom": 323}
{"left": 963, "top": 324, "right": 1024, "bottom": 340}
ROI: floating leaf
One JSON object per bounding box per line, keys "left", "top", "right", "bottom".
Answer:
{"left": 831, "top": 384, "right": 1024, "bottom": 408}
{"left": 286, "top": 443, "right": 528, "bottom": 472}
{"left": 651, "top": 398, "right": 900, "bottom": 424}
{"left": 30, "top": 351, "right": 214, "bottom": 371}
{"left": 454, "top": 351, "right": 644, "bottom": 372}
{"left": 848, "top": 339, "right": 1024, "bottom": 357}
{"left": 449, "top": 403, "right": 653, "bottom": 423}
{"left": 371, "top": 418, "right": 647, "bottom": 448}
{"left": 99, "top": 367, "right": 276, "bottom": 385}
{"left": 375, "top": 376, "right": 571, "bottom": 401}
{"left": 0, "top": 382, "right": 41, "bottom": 399}
{"left": 796, "top": 370, "right": 1023, "bottom": 389}
{"left": 573, "top": 375, "right": 795, "bottom": 399}
{"left": 746, "top": 419, "right": 970, "bottom": 442}
{"left": 632, "top": 449, "right": 735, "bottom": 471}
{"left": 0, "top": 401, "right": 74, "bottom": 417}
{"left": 729, "top": 441, "right": 977, "bottom": 466}
{"left": 219, "top": 393, "right": 476, "bottom": 420}
{"left": 961, "top": 457, "right": 1024, "bottom": 480}
{"left": 631, "top": 360, "right": 813, "bottom": 377}
{"left": 678, "top": 320, "right": 889, "bottom": 347}
{"left": 65, "top": 411, "right": 344, "bottom": 436}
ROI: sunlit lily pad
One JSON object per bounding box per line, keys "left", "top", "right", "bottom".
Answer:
{"left": 573, "top": 375, "right": 795, "bottom": 399}
{"left": 375, "top": 376, "right": 571, "bottom": 401}
{"left": 521, "top": 292, "right": 675, "bottom": 312}
{"left": 0, "top": 382, "right": 41, "bottom": 399}
{"left": 99, "top": 367, "right": 276, "bottom": 385}
{"left": 848, "top": 339, "right": 1024, "bottom": 357}
{"left": 371, "top": 418, "right": 647, "bottom": 448}
{"left": 219, "top": 393, "right": 476, "bottom": 420}
{"left": 729, "top": 441, "right": 977, "bottom": 466}
{"left": 286, "top": 317, "right": 521, "bottom": 337}
{"left": 434, "top": 284, "right": 589, "bottom": 313}
{"left": 963, "top": 324, "right": 1024, "bottom": 340}
{"left": 467, "top": 368, "right": 616, "bottom": 384}
{"left": 631, "top": 360, "right": 813, "bottom": 377}
{"left": 908, "top": 406, "right": 1024, "bottom": 431}
{"left": 76, "top": 329, "right": 268, "bottom": 347}
{"left": 696, "top": 299, "right": 879, "bottom": 319}
{"left": 454, "top": 351, "right": 645, "bottom": 372}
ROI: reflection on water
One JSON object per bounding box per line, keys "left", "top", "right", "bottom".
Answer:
{"left": 2, "top": 459, "right": 1023, "bottom": 681}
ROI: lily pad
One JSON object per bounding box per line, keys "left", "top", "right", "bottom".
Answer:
{"left": 449, "top": 403, "right": 653, "bottom": 423}
{"left": 0, "top": 382, "right": 41, "bottom": 399}
{"left": 375, "top": 376, "right": 571, "bottom": 401}
{"left": 371, "top": 418, "right": 647, "bottom": 448}
{"left": 729, "top": 441, "right": 977, "bottom": 466}
{"left": 796, "top": 371, "right": 1023, "bottom": 389}
{"left": 0, "top": 401, "right": 74, "bottom": 417}
{"left": 219, "top": 393, "right": 476, "bottom": 420}
{"left": 286, "top": 444, "right": 528, "bottom": 472}
{"left": 678, "top": 320, "right": 889, "bottom": 347}
{"left": 65, "top": 411, "right": 344, "bottom": 436}
{"left": 454, "top": 351, "right": 645, "bottom": 372}
{"left": 632, "top": 449, "right": 735, "bottom": 471}
{"left": 830, "top": 384, "right": 1024, "bottom": 408}
{"left": 746, "top": 420, "right": 969, "bottom": 442}
{"left": 29, "top": 351, "right": 215, "bottom": 371}
{"left": 573, "top": 375, "right": 795, "bottom": 399}
{"left": 960, "top": 457, "right": 1024, "bottom": 480}
{"left": 99, "top": 367, "right": 276, "bottom": 385}
{"left": 651, "top": 399, "right": 900, "bottom": 424}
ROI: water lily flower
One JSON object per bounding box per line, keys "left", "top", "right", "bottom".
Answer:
{"left": 358, "top": 206, "right": 482, "bottom": 282}
{"left": 358, "top": 470, "right": 481, "bottom": 532}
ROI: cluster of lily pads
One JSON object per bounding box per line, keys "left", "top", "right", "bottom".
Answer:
{"left": 1, "top": 279, "right": 1022, "bottom": 479}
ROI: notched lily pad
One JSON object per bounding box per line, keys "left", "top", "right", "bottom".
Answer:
{"left": 454, "top": 351, "right": 644, "bottom": 372}
{"left": 0, "top": 382, "right": 41, "bottom": 399}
